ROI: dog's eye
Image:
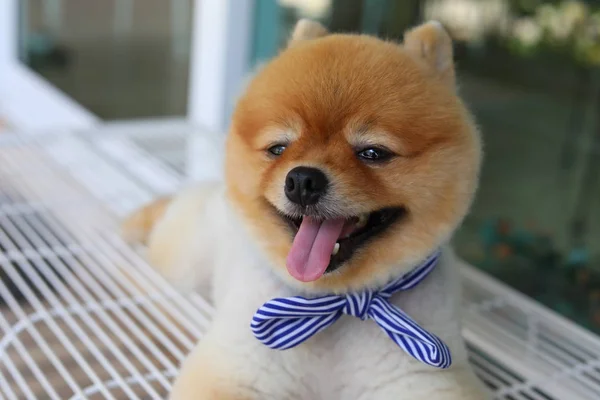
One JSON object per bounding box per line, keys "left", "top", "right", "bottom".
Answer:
{"left": 357, "top": 147, "right": 392, "bottom": 162}
{"left": 268, "top": 144, "right": 287, "bottom": 156}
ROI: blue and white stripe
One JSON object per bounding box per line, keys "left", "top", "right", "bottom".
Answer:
{"left": 251, "top": 250, "right": 451, "bottom": 369}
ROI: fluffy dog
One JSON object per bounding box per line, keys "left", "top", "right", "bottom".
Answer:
{"left": 122, "top": 19, "right": 490, "bottom": 400}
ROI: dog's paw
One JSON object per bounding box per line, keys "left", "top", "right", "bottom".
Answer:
{"left": 120, "top": 197, "right": 172, "bottom": 245}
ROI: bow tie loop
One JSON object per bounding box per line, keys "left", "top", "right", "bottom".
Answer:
{"left": 342, "top": 291, "right": 374, "bottom": 320}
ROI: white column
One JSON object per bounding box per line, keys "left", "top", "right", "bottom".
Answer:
{"left": 187, "top": 0, "right": 254, "bottom": 132}
{"left": 185, "top": 0, "right": 254, "bottom": 182}
{"left": 0, "top": 0, "right": 18, "bottom": 71}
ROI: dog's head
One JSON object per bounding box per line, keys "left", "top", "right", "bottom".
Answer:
{"left": 225, "top": 20, "right": 481, "bottom": 293}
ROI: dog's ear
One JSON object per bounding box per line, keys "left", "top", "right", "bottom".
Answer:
{"left": 403, "top": 21, "right": 454, "bottom": 87}
{"left": 288, "top": 19, "right": 328, "bottom": 46}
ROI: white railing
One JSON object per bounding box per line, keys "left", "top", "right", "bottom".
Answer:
{"left": 0, "top": 125, "right": 599, "bottom": 399}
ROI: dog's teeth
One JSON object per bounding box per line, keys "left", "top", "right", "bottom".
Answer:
{"left": 332, "top": 242, "right": 340, "bottom": 256}
{"left": 356, "top": 214, "right": 368, "bottom": 229}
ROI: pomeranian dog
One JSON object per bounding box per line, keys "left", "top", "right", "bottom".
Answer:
{"left": 122, "top": 19, "right": 490, "bottom": 400}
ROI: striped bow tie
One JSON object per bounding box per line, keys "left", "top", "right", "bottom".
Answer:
{"left": 251, "top": 250, "right": 451, "bottom": 369}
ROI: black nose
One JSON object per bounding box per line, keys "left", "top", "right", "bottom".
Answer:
{"left": 285, "top": 167, "right": 329, "bottom": 206}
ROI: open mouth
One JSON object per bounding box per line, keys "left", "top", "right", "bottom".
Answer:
{"left": 278, "top": 207, "right": 406, "bottom": 282}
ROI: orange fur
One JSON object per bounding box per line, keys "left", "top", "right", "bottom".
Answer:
{"left": 225, "top": 22, "right": 481, "bottom": 293}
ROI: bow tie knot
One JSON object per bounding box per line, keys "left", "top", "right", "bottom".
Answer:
{"left": 343, "top": 291, "right": 374, "bottom": 320}
{"left": 251, "top": 250, "right": 451, "bottom": 369}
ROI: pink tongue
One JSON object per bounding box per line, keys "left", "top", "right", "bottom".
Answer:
{"left": 286, "top": 217, "right": 345, "bottom": 282}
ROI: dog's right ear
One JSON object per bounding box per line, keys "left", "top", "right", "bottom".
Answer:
{"left": 288, "top": 19, "right": 328, "bottom": 46}
{"left": 403, "top": 21, "right": 455, "bottom": 87}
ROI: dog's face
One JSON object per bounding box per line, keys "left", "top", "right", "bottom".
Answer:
{"left": 225, "top": 20, "right": 481, "bottom": 293}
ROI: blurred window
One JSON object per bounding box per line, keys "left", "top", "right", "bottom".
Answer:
{"left": 20, "top": 0, "right": 193, "bottom": 119}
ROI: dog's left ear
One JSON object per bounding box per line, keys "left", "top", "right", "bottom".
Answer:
{"left": 288, "top": 19, "right": 328, "bottom": 46}
{"left": 403, "top": 21, "right": 454, "bottom": 87}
